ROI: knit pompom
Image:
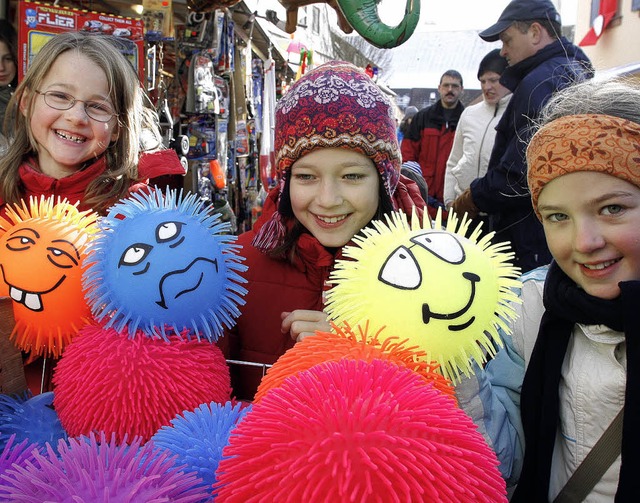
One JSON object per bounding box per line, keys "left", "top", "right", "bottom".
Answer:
{"left": 215, "top": 359, "right": 506, "bottom": 502}
{"left": 0, "top": 392, "right": 67, "bottom": 452}
{"left": 0, "top": 432, "right": 209, "bottom": 502}
{"left": 152, "top": 401, "right": 250, "bottom": 496}
{"left": 254, "top": 322, "right": 454, "bottom": 403}
{"left": 0, "top": 435, "right": 38, "bottom": 479}
{"left": 83, "top": 188, "right": 247, "bottom": 342}
{"left": 0, "top": 197, "right": 98, "bottom": 357}
{"left": 53, "top": 323, "right": 231, "bottom": 443}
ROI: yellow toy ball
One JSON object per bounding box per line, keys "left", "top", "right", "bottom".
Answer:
{"left": 325, "top": 210, "right": 521, "bottom": 381}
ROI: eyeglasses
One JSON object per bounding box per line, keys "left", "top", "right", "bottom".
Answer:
{"left": 35, "top": 90, "right": 117, "bottom": 123}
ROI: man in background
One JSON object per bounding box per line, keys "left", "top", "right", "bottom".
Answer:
{"left": 452, "top": 0, "right": 593, "bottom": 272}
{"left": 401, "top": 69, "right": 464, "bottom": 218}
{"left": 444, "top": 49, "right": 511, "bottom": 235}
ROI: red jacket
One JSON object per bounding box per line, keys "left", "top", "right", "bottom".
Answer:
{"left": 401, "top": 100, "right": 464, "bottom": 213}
{"left": 218, "top": 175, "right": 426, "bottom": 401}
{"left": 0, "top": 149, "right": 184, "bottom": 216}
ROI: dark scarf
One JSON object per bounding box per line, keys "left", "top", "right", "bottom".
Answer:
{"left": 512, "top": 261, "right": 640, "bottom": 502}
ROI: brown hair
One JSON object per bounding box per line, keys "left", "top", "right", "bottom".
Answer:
{"left": 0, "top": 32, "right": 160, "bottom": 214}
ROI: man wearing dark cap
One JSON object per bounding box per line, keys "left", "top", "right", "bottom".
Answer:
{"left": 452, "top": 0, "right": 593, "bottom": 272}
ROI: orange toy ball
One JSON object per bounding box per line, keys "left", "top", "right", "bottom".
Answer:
{"left": 0, "top": 197, "right": 98, "bottom": 358}
{"left": 254, "top": 322, "right": 454, "bottom": 403}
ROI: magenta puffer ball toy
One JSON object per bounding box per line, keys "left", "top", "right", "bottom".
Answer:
{"left": 214, "top": 358, "right": 506, "bottom": 502}
{"left": 0, "top": 432, "right": 209, "bottom": 502}
{"left": 53, "top": 323, "right": 231, "bottom": 443}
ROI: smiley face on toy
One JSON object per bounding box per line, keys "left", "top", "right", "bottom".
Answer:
{"left": 83, "top": 188, "right": 247, "bottom": 341}
{"left": 325, "top": 211, "right": 521, "bottom": 381}
{"left": 0, "top": 197, "right": 98, "bottom": 357}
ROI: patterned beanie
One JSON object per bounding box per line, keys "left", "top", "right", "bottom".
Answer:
{"left": 275, "top": 60, "right": 401, "bottom": 194}
{"left": 527, "top": 113, "right": 640, "bottom": 219}
{"left": 253, "top": 60, "right": 402, "bottom": 252}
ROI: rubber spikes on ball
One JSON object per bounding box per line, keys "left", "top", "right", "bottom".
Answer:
{"left": 215, "top": 358, "right": 507, "bottom": 502}
{"left": 254, "top": 321, "right": 454, "bottom": 403}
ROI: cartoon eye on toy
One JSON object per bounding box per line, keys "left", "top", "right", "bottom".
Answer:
{"left": 0, "top": 197, "right": 98, "bottom": 358}
{"left": 156, "top": 221, "right": 183, "bottom": 243}
{"left": 83, "top": 188, "right": 247, "bottom": 342}
{"left": 119, "top": 243, "right": 153, "bottom": 268}
{"left": 410, "top": 231, "right": 465, "bottom": 264}
{"left": 325, "top": 210, "right": 522, "bottom": 381}
{"left": 379, "top": 246, "right": 421, "bottom": 290}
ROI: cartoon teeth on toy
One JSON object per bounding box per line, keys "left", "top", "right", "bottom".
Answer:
{"left": 0, "top": 197, "right": 98, "bottom": 357}
{"left": 325, "top": 210, "right": 521, "bottom": 381}
{"left": 83, "top": 188, "right": 247, "bottom": 341}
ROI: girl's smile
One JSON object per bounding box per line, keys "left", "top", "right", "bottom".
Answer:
{"left": 23, "top": 50, "right": 119, "bottom": 179}
{"left": 538, "top": 171, "right": 640, "bottom": 299}
{"left": 289, "top": 148, "right": 380, "bottom": 248}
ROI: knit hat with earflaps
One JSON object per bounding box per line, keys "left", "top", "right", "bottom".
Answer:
{"left": 253, "top": 61, "right": 402, "bottom": 252}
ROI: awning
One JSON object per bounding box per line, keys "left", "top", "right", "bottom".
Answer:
{"left": 579, "top": 0, "right": 618, "bottom": 47}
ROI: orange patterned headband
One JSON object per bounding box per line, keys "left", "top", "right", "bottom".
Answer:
{"left": 527, "top": 113, "right": 640, "bottom": 218}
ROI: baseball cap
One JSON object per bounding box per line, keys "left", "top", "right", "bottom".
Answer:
{"left": 479, "top": 0, "right": 562, "bottom": 42}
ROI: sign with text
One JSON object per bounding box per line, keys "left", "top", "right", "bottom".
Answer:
{"left": 17, "top": 0, "right": 144, "bottom": 81}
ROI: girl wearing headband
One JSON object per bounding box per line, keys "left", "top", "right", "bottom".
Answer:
{"left": 218, "top": 61, "right": 425, "bottom": 401}
{"left": 457, "top": 77, "right": 640, "bottom": 500}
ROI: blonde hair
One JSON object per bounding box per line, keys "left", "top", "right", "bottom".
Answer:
{"left": 0, "top": 32, "right": 160, "bottom": 214}
{"left": 537, "top": 77, "right": 640, "bottom": 126}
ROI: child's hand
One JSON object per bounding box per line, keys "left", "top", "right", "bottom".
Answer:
{"left": 281, "top": 310, "right": 331, "bottom": 342}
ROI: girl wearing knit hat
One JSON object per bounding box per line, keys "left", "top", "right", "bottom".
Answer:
{"left": 456, "top": 77, "right": 640, "bottom": 501}
{"left": 218, "top": 61, "right": 425, "bottom": 401}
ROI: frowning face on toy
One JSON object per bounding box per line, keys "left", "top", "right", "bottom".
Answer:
{"left": 84, "top": 189, "right": 247, "bottom": 341}
{"left": 325, "top": 212, "right": 520, "bottom": 381}
{"left": 0, "top": 200, "right": 97, "bottom": 357}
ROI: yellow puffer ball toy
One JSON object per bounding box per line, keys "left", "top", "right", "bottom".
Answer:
{"left": 325, "top": 210, "right": 521, "bottom": 381}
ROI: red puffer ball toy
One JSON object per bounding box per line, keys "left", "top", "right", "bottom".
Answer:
{"left": 254, "top": 321, "right": 455, "bottom": 403}
{"left": 53, "top": 324, "right": 231, "bottom": 443}
{"left": 215, "top": 358, "right": 506, "bottom": 502}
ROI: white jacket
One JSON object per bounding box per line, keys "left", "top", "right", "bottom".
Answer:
{"left": 443, "top": 94, "right": 511, "bottom": 207}
{"left": 456, "top": 266, "right": 625, "bottom": 501}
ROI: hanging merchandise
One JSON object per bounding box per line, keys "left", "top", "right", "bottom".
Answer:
{"left": 186, "top": 117, "right": 217, "bottom": 160}
{"left": 187, "top": 0, "right": 242, "bottom": 11}
{"left": 142, "top": 0, "right": 175, "bottom": 42}
{"left": 232, "top": 46, "right": 249, "bottom": 158}
{"left": 187, "top": 53, "right": 219, "bottom": 114}
{"left": 214, "top": 11, "right": 235, "bottom": 75}
{"left": 294, "top": 47, "right": 313, "bottom": 81}
{"left": 251, "top": 58, "right": 264, "bottom": 135}
{"left": 182, "top": 10, "right": 213, "bottom": 49}
{"left": 259, "top": 57, "right": 277, "bottom": 192}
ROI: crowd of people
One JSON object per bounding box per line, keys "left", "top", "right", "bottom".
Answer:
{"left": 1, "top": 0, "right": 639, "bottom": 499}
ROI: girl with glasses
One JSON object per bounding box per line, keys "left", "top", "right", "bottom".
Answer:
{"left": 0, "top": 31, "right": 184, "bottom": 217}
{"left": 0, "top": 32, "right": 184, "bottom": 396}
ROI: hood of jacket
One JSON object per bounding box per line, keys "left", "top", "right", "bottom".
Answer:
{"left": 1, "top": 149, "right": 185, "bottom": 214}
